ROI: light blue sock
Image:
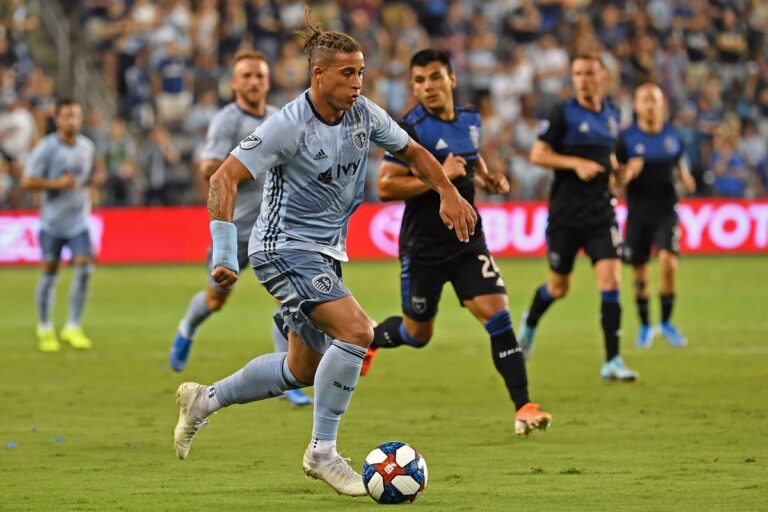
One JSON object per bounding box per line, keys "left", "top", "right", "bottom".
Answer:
{"left": 35, "top": 272, "right": 57, "bottom": 326}
{"left": 67, "top": 264, "right": 92, "bottom": 326}
{"left": 272, "top": 314, "right": 289, "bottom": 353}
{"left": 179, "top": 291, "right": 212, "bottom": 339}
{"left": 211, "top": 352, "right": 305, "bottom": 409}
{"left": 312, "top": 340, "right": 365, "bottom": 441}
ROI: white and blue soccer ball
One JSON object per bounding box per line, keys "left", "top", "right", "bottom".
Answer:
{"left": 362, "top": 441, "right": 428, "bottom": 504}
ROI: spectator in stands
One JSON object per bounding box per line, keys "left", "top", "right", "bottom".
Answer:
{"left": 531, "top": 33, "right": 569, "bottom": 113}
{"left": 139, "top": 124, "right": 181, "bottom": 206}
{"left": 490, "top": 46, "right": 534, "bottom": 124}
{"left": 710, "top": 124, "right": 752, "bottom": 197}
{"left": 154, "top": 41, "right": 193, "bottom": 126}
{"left": 104, "top": 119, "right": 141, "bottom": 206}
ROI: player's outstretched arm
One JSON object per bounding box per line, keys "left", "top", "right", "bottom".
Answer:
{"left": 208, "top": 156, "right": 252, "bottom": 289}
{"left": 378, "top": 152, "right": 467, "bottom": 201}
{"left": 394, "top": 139, "right": 477, "bottom": 242}
{"left": 530, "top": 140, "right": 604, "bottom": 181}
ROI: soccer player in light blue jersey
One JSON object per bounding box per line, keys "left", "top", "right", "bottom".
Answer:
{"left": 22, "top": 99, "right": 96, "bottom": 352}
{"left": 172, "top": 21, "right": 477, "bottom": 496}
{"left": 166, "top": 50, "right": 310, "bottom": 405}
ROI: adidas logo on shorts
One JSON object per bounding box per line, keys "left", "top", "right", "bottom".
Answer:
{"left": 313, "top": 149, "right": 328, "bottom": 160}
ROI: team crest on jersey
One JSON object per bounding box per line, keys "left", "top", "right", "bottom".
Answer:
{"left": 664, "top": 136, "right": 679, "bottom": 154}
{"left": 411, "top": 296, "right": 427, "bottom": 314}
{"left": 634, "top": 143, "right": 646, "bottom": 155}
{"left": 469, "top": 125, "right": 480, "bottom": 149}
{"left": 312, "top": 274, "right": 333, "bottom": 294}
{"left": 352, "top": 129, "right": 367, "bottom": 150}
{"left": 538, "top": 119, "right": 550, "bottom": 135}
{"left": 239, "top": 133, "right": 262, "bottom": 150}
{"left": 607, "top": 117, "right": 618, "bottom": 137}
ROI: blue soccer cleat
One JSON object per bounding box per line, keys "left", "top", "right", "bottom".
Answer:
{"left": 283, "top": 389, "right": 312, "bottom": 406}
{"left": 169, "top": 331, "right": 193, "bottom": 372}
{"left": 518, "top": 311, "right": 536, "bottom": 361}
{"left": 659, "top": 322, "right": 688, "bottom": 347}
{"left": 600, "top": 355, "right": 639, "bottom": 382}
{"left": 635, "top": 324, "right": 654, "bottom": 348}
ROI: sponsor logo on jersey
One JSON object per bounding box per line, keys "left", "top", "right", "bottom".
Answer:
{"left": 664, "top": 136, "right": 679, "bottom": 154}
{"left": 312, "top": 273, "right": 333, "bottom": 293}
{"left": 352, "top": 129, "right": 367, "bottom": 150}
{"left": 313, "top": 149, "right": 328, "bottom": 160}
{"left": 239, "top": 133, "right": 262, "bottom": 150}
{"left": 411, "top": 296, "right": 427, "bottom": 314}
{"left": 469, "top": 125, "right": 480, "bottom": 148}
{"left": 316, "top": 159, "right": 363, "bottom": 184}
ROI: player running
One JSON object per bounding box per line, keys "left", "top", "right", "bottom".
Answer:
{"left": 518, "top": 53, "right": 639, "bottom": 381}
{"left": 360, "top": 49, "right": 551, "bottom": 436}
{"left": 617, "top": 83, "right": 696, "bottom": 348}
{"left": 166, "top": 51, "right": 311, "bottom": 406}
{"left": 22, "top": 99, "right": 96, "bottom": 352}
{"left": 172, "top": 21, "right": 477, "bottom": 497}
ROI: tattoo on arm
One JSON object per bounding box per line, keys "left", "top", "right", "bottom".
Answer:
{"left": 208, "top": 180, "right": 223, "bottom": 220}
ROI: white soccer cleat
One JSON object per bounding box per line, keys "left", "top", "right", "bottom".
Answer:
{"left": 173, "top": 382, "right": 209, "bottom": 460}
{"left": 302, "top": 445, "right": 368, "bottom": 497}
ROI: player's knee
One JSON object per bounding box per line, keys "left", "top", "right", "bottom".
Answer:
{"left": 206, "top": 293, "right": 228, "bottom": 312}
{"left": 408, "top": 323, "right": 433, "bottom": 344}
{"left": 42, "top": 261, "right": 59, "bottom": 274}
{"left": 634, "top": 279, "right": 648, "bottom": 295}
{"left": 344, "top": 318, "right": 375, "bottom": 347}
{"left": 549, "top": 282, "right": 569, "bottom": 299}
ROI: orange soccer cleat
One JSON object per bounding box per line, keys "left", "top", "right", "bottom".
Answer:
{"left": 360, "top": 347, "right": 378, "bottom": 376}
{"left": 515, "top": 402, "right": 552, "bottom": 436}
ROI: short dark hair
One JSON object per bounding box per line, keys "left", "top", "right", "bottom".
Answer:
{"left": 410, "top": 49, "right": 453, "bottom": 74}
{"left": 55, "top": 98, "right": 80, "bottom": 115}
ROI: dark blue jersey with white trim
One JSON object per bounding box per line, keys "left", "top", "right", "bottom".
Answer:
{"left": 383, "top": 104, "right": 485, "bottom": 262}
{"left": 538, "top": 98, "right": 620, "bottom": 229}
{"left": 617, "top": 122, "right": 684, "bottom": 215}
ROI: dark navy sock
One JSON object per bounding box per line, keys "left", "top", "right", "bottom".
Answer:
{"left": 660, "top": 294, "right": 675, "bottom": 324}
{"left": 601, "top": 290, "right": 621, "bottom": 361}
{"left": 636, "top": 297, "right": 649, "bottom": 326}
{"left": 486, "top": 311, "right": 529, "bottom": 410}
{"left": 526, "top": 284, "right": 555, "bottom": 328}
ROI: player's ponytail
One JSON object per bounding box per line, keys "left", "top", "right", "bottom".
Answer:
{"left": 297, "top": 4, "right": 361, "bottom": 67}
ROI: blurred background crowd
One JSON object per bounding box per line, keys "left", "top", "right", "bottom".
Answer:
{"left": 1, "top": 0, "right": 767, "bottom": 209}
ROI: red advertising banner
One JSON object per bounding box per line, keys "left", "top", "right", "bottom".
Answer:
{"left": 1, "top": 199, "right": 766, "bottom": 266}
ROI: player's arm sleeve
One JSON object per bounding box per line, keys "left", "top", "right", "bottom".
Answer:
{"left": 23, "top": 140, "right": 49, "bottom": 179}
{"left": 537, "top": 103, "right": 566, "bottom": 148}
{"left": 382, "top": 121, "right": 416, "bottom": 168}
{"left": 366, "top": 98, "right": 410, "bottom": 155}
{"left": 200, "top": 111, "right": 237, "bottom": 161}
{"left": 83, "top": 140, "right": 96, "bottom": 183}
{"left": 229, "top": 113, "right": 297, "bottom": 179}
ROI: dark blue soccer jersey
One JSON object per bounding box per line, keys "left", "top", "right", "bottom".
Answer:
{"left": 383, "top": 104, "right": 485, "bottom": 262}
{"left": 538, "top": 98, "right": 621, "bottom": 229}
{"left": 617, "top": 122, "right": 684, "bottom": 214}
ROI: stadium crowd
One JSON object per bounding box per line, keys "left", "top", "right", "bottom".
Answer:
{"left": 1, "top": 0, "right": 767, "bottom": 209}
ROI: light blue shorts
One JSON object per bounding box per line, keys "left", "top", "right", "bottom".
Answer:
{"left": 250, "top": 249, "right": 351, "bottom": 354}
{"left": 206, "top": 239, "right": 251, "bottom": 292}
{"left": 39, "top": 230, "right": 92, "bottom": 265}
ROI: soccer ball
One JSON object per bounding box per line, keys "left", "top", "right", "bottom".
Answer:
{"left": 362, "top": 441, "right": 428, "bottom": 504}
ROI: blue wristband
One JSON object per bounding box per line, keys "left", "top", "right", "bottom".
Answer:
{"left": 210, "top": 220, "right": 239, "bottom": 273}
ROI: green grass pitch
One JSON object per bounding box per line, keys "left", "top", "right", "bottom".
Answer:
{"left": 1, "top": 256, "right": 766, "bottom": 511}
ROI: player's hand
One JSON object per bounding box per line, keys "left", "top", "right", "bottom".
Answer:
{"left": 438, "top": 188, "right": 477, "bottom": 243}
{"left": 442, "top": 153, "right": 467, "bottom": 181}
{"left": 681, "top": 172, "right": 696, "bottom": 194}
{"left": 484, "top": 173, "right": 510, "bottom": 194}
{"left": 622, "top": 157, "right": 645, "bottom": 184}
{"left": 573, "top": 159, "right": 605, "bottom": 181}
{"left": 211, "top": 266, "right": 239, "bottom": 290}
{"left": 55, "top": 173, "right": 77, "bottom": 190}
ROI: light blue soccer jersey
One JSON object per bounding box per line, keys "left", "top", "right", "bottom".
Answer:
{"left": 201, "top": 102, "right": 279, "bottom": 240}
{"left": 24, "top": 133, "right": 95, "bottom": 238}
{"left": 230, "top": 91, "right": 409, "bottom": 261}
